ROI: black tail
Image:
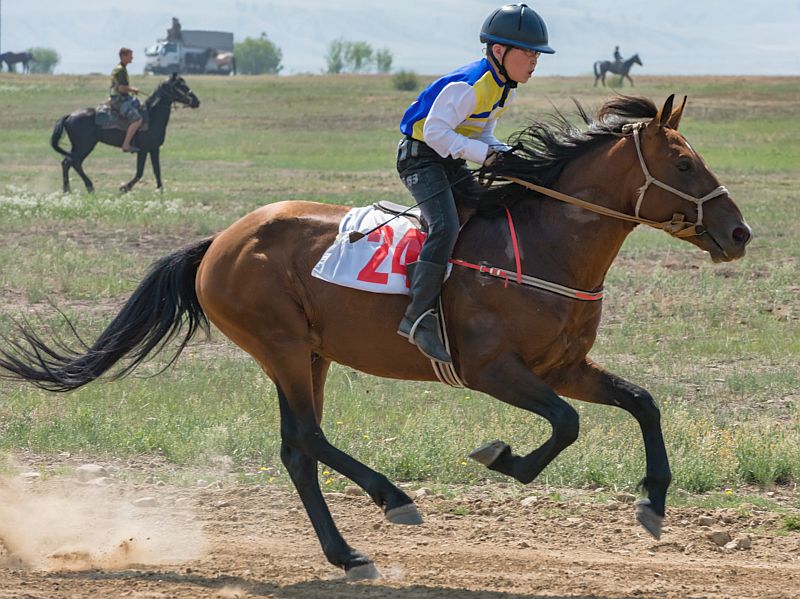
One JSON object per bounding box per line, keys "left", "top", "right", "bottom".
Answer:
{"left": 50, "top": 115, "right": 71, "bottom": 158}
{"left": 593, "top": 61, "right": 601, "bottom": 78}
{"left": 0, "top": 237, "right": 216, "bottom": 392}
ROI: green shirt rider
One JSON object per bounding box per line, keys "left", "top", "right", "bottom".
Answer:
{"left": 110, "top": 47, "right": 143, "bottom": 153}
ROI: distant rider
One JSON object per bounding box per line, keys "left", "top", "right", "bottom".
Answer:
{"left": 613, "top": 46, "right": 622, "bottom": 64}
{"left": 110, "top": 47, "right": 143, "bottom": 153}
{"left": 395, "top": 3, "right": 555, "bottom": 363}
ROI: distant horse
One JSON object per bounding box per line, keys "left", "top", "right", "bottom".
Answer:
{"left": 1, "top": 95, "right": 751, "bottom": 579}
{"left": 594, "top": 53, "right": 642, "bottom": 87}
{"left": 216, "top": 51, "right": 236, "bottom": 75}
{"left": 0, "top": 51, "right": 33, "bottom": 73}
{"left": 50, "top": 74, "right": 200, "bottom": 193}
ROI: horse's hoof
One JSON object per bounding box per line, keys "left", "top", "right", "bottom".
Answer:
{"left": 634, "top": 498, "right": 663, "bottom": 540}
{"left": 385, "top": 502, "right": 423, "bottom": 525}
{"left": 346, "top": 562, "right": 382, "bottom": 580}
{"left": 469, "top": 440, "right": 509, "bottom": 467}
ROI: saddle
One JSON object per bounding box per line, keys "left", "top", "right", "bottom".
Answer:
{"left": 94, "top": 101, "right": 150, "bottom": 132}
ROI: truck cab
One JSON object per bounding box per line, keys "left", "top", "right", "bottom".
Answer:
{"left": 144, "top": 42, "right": 180, "bottom": 74}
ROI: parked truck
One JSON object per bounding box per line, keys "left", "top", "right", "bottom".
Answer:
{"left": 144, "top": 19, "right": 235, "bottom": 75}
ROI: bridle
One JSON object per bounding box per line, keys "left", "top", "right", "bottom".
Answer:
{"left": 158, "top": 80, "right": 196, "bottom": 108}
{"left": 502, "top": 121, "right": 729, "bottom": 240}
{"left": 627, "top": 122, "right": 728, "bottom": 237}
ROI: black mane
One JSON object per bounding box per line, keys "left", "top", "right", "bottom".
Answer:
{"left": 476, "top": 95, "right": 658, "bottom": 209}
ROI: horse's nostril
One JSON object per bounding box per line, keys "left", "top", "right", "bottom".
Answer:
{"left": 732, "top": 226, "right": 751, "bottom": 246}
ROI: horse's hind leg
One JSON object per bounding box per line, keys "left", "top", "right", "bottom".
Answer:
{"left": 310, "top": 353, "right": 330, "bottom": 422}
{"left": 468, "top": 353, "right": 580, "bottom": 484}
{"left": 267, "top": 346, "right": 419, "bottom": 578}
{"left": 555, "top": 359, "right": 670, "bottom": 540}
{"left": 71, "top": 157, "right": 94, "bottom": 193}
{"left": 67, "top": 143, "right": 97, "bottom": 193}
{"left": 277, "top": 383, "right": 379, "bottom": 579}
{"left": 61, "top": 158, "right": 72, "bottom": 193}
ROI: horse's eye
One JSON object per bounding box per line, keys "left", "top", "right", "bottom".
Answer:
{"left": 677, "top": 160, "right": 692, "bottom": 172}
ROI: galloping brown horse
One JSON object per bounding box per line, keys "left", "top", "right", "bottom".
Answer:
{"left": 0, "top": 95, "right": 751, "bottom": 579}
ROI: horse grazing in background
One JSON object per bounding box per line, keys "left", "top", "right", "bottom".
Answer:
{"left": 50, "top": 73, "right": 200, "bottom": 193}
{"left": 0, "top": 95, "right": 752, "bottom": 579}
{"left": 0, "top": 51, "right": 33, "bottom": 73}
{"left": 594, "top": 53, "right": 643, "bottom": 87}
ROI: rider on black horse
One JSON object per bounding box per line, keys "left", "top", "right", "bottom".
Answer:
{"left": 110, "top": 47, "right": 144, "bottom": 153}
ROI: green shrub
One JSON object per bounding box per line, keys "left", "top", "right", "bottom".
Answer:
{"left": 393, "top": 70, "right": 419, "bottom": 91}
{"left": 27, "top": 47, "right": 60, "bottom": 74}
{"left": 234, "top": 33, "right": 283, "bottom": 75}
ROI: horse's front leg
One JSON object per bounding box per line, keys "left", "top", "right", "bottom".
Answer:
{"left": 150, "top": 148, "right": 163, "bottom": 190}
{"left": 555, "top": 358, "right": 671, "bottom": 539}
{"left": 468, "top": 353, "right": 580, "bottom": 485}
{"left": 120, "top": 151, "right": 147, "bottom": 193}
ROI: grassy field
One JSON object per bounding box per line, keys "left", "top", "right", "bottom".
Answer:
{"left": 0, "top": 73, "right": 798, "bottom": 504}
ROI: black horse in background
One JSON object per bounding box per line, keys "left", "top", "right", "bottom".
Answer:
{"left": 50, "top": 74, "right": 200, "bottom": 193}
{"left": 0, "top": 51, "right": 34, "bottom": 73}
{"left": 594, "top": 53, "right": 643, "bottom": 87}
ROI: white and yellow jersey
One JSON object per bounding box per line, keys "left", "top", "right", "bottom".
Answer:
{"left": 399, "top": 57, "right": 514, "bottom": 164}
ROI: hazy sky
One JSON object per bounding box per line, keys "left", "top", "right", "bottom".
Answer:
{"left": 1, "top": 0, "right": 798, "bottom": 76}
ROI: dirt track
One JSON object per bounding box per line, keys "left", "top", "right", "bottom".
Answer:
{"left": 1, "top": 459, "right": 799, "bottom": 599}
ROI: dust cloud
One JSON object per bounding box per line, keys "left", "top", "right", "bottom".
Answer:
{"left": 0, "top": 473, "right": 207, "bottom": 571}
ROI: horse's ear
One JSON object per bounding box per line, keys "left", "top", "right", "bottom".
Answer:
{"left": 649, "top": 94, "right": 675, "bottom": 131}
{"left": 666, "top": 95, "right": 687, "bottom": 130}
{"left": 170, "top": 72, "right": 177, "bottom": 80}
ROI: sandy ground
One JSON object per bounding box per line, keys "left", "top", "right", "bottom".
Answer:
{"left": 1, "top": 456, "right": 799, "bottom": 599}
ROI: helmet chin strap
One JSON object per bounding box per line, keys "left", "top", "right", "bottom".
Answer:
{"left": 488, "top": 45, "right": 516, "bottom": 107}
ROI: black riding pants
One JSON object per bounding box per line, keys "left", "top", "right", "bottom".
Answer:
{"left": 396, "top": 138, "right": 481, "bottom": 267}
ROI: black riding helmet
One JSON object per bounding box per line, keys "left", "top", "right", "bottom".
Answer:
{"left": 480, "top": 3, "right": 555, "bottom": 54}
{"left": 481, "top": 3, "right": 554, "bottom": 94}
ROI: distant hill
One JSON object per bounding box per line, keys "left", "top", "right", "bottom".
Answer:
{"left": 2, "top": 0, "right": 798, "bottom": 76}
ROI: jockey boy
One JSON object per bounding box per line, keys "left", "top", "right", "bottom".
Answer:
{"left": 396, "top": 3, "right": 554, "bottom": 364}
{"left": 110, "top": 47, "right": 144, "bottom": 153}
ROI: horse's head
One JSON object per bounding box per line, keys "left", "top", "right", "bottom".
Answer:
{"left": 159, "top": 73, "right": 201, "bottom": 108}
{"left": 632, "top": 54, "right": 642, "bottom": 66}
{"left": 632, "top": 95, "right": 751, "bottom": 262}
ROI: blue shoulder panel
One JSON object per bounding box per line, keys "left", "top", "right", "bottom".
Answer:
{"left": 399, "top": 58, "right": 502, "bottom": 136}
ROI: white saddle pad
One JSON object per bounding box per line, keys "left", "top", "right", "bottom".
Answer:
{"left": 312, "top": 205, "right": 449, "bottom": 295}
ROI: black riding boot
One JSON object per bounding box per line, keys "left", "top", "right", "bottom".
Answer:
{"left": 397, "top": 260, "right": 452, "bottom": 364}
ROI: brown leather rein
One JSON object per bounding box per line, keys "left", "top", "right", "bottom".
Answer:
{"left": 501, "top": 122, "right": 729, "bottom": 240}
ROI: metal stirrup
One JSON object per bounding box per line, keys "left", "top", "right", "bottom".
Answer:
{"left": 407, "top": 308, "right": 437, "bottom": 346}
